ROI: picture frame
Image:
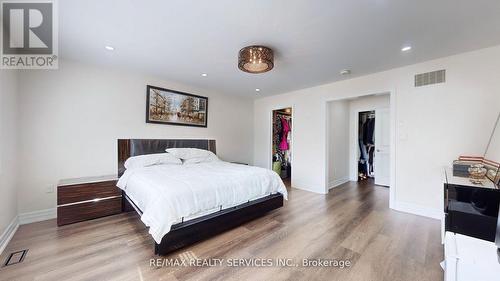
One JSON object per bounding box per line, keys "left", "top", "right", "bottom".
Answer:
{"left": 146, "top": 85, "right": 208, "bottom": 127}
{"left": 484, "top": 159, "right": 500, "bottom": 186}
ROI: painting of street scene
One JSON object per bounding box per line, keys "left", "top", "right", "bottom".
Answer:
{"left": 146, "top": 86, "right": 207, "bottom": 127}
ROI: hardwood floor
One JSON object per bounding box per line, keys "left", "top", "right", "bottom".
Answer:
{"left": 0, "top": 180, "right": 443, "bottom": 281}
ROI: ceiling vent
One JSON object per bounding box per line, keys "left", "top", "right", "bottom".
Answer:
{"left": 414, "top": 69, "right": 446, "bottom": 87}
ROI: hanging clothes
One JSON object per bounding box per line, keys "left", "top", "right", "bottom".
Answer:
{"left": 368, "top": 145, "right": 375, "bottom": 174}
{"left": 359, "top": 112, "right": 375, "bottom": 179}
{"left": 273, "top": 114, "right": 282, "bottom": 152}
{"left": 279, "top": 117, "right": 290, "bottom": 151}
{"left": 363, "top": 118, "right": 375, "bottom": 145}
{"left": 358, "top": 139, "right": 368, "bottom": 176}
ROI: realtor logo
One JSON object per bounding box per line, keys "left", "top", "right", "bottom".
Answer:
{"left": 1, "top": 0, "right": 58, "bottom": 69}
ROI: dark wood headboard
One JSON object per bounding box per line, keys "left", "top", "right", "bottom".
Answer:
{"left": 117, "top": 139, "right": 216, "bottom": 176}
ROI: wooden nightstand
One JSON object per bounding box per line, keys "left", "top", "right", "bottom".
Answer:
{"left": 57, "top": 175, "right": 121, "bottom": 226}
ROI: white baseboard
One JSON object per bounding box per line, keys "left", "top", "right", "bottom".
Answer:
{"left": 292, "top": 179, "right": 327, "bottom": 194}
{"left": 328, "top": 178, "right": 350, "bottom": 189}
{"left": 392, "top": 201, "right": 442, "bottom": 220}
{"left": 0, "top": 208, "right": 57, "bottom": 254}
{"left": 0, "top": 216, "right": 19, "bottom": 255}
{"left": 18, "top": 208, "right": 56, "bottom": 225}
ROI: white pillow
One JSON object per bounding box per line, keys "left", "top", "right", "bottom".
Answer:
{"left": 124, "top": 153, "right": 182, "bottom": 169}
{"left": 182, "top": 153, "right": 220, "bottom": 164}
{"left": 165, "top": 148, "right": 213, "bottom": 160}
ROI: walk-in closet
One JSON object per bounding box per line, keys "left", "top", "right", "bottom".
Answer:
{"left": 272, "top": 108, "right": 292, "bottom": 181}
{"left": 358, "top": 110, "right": 375, "bottom": 181}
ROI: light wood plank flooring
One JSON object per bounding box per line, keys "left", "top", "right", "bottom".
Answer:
{"left": 0, "top": 180, "right": 443, "bottom": 281}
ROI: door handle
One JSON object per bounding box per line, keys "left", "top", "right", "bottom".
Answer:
{"left": 376, "top": 149, "right": 381, "bottom": 152}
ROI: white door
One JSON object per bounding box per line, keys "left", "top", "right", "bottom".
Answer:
{"left": 374, "top": 108, "right": 390, "bottom": 186}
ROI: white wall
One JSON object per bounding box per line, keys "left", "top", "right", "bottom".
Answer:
{"left": 327, "top": 100, "right": 350, "bottom": 188}
{"left": 254, "top": 45, "right": 500, "bottom": 218}
{"left": 348, "top": 94, "right": 390, "bottom": 181}
{"left": 17, "top": 60, "right": 254, "bottom": 214}
{"left": 0, "top": 70, "right": 19, "bottom": 243}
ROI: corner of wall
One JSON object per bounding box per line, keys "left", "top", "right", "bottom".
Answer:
{"left": 0, "top": 69, "right": 20, "bottom": 255}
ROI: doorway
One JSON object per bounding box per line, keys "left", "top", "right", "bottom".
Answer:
{"left": 357, "top": 108, "right": 390, "bottom": 186}
{"left": 326, "top": 93, "right": 391, "bottom": 191}
{"left": 358, "top": 111, "right": 375, "bottom": 181}
{"left": 271, "top": 108, "right": 292, "bottom": 185}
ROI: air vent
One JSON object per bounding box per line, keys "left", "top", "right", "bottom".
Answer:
{"left": 4, "top": 249, "right": 28, "bottom": 266}
{"left": 414, "top": 69, "right": 446, "bottom": 87}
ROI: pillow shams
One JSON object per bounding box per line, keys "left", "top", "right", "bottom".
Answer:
{"left": 165, "top": 148, "right": 212, "bottom": 159}
{"left": 124, "top": 153, "right": 182, "bottom": 169}
{"left": 182, "top": 153, "right": 219, "bottom": 164}
{"left": 165, "top": 148, "right": 219, "bottom": 164}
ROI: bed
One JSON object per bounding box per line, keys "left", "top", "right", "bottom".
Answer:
{"left": 117, "top": 139, "right": 287, "bottom": 255}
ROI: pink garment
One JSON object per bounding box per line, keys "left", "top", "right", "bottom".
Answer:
{"left": 279, "top": 118, "right": 290, "bottom": 151}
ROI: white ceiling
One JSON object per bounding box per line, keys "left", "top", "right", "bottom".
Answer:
{"left": 59, "top": 0, "right": 500, "bottom": 97}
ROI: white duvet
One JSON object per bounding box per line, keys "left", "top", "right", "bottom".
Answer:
{"left": 117, "top": 161, "right": 288, "bottom": 243}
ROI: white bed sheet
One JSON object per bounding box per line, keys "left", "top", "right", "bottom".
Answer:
{"left": 117, "top": 161, "right": 288, "bottom": 243}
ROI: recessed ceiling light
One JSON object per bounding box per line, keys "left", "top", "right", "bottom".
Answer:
{"left": 255, "top": 88, "right": 261, "bottom": 92}
{"left": 340, "top": 69, "right": 351, "bottom": 75}
{"left": 201, "top": 73, "right": 208, "bottom": 77}
{"left": 401, "top": 46, "right": 412, "bottom": 52}
{"left": 105, "top": 46, "right": 114, "bottom": 51}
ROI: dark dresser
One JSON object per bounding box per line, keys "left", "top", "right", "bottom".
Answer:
{"left": 57, "top": 175, "right": 121, "bottom": 226}
{"left": 444, "top": 168, "right": 500, "bottom": 242}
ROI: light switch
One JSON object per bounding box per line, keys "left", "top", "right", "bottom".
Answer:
{"left": 45, "top": 185, "right": 55, "bottom": 193}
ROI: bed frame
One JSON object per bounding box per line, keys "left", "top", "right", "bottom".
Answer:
{"left": 117, "top": 139, "right": 284, "bottom": 255}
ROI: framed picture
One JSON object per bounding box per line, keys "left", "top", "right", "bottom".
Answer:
{"left": 484, "top": 159, "right": 500, "bottom": 186}
{"left": 146, "top": 85, "right": 208, "bottom": 127}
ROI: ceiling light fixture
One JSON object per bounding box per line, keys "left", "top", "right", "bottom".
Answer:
{"left": 201, "top": 73, "right": 208, "bottom": 77}
{"left": 401, "top": 46, "right": 412, "bottom": 52}
{"left": 238, "top": 46, "right": 274, "bottom": 74}
{"left": 255, "top": 88, "right": 261, "bottom": 92}
{"left": 105, "top": 46, "right": 114, "bottom": 51}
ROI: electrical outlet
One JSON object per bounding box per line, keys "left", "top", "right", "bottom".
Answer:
{"left": 45, "top": 185, "right": 55, "bottom": 193}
